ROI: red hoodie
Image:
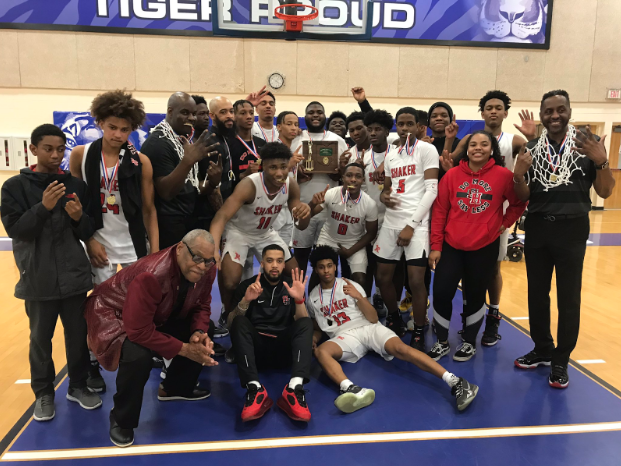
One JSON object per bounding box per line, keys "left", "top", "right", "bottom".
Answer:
{"left": 431, "top": 158, "right": 526, "bottom": 252}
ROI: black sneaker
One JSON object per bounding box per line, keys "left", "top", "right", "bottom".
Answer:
{"left": 158, "top": 385, "right": 211, "bottom": 401}
{"left": 87, "top": 360, "right": 106, "bottom": 393}
{"left": 109, "top": 411, "right": 134, "bottom": 448}
{"left": 514, "top": 350, "right": 552, "bottom": 369}
{"left": 409, "top": 327, "right": 425, "bottom": 352}
{"left": 212, "top": 342, "right": 226, "bottom": 357}
{"left": 427, "top": 341, "right": 450, "bottom": 361}
{"left": 334, "top": 385, "right": 375, "bottom": 414}
{"left": 225, "top": 347, "right": 236, "bottom": 364}
{"left": 373, "top": 294, "right": 388, "bottom": 319}
{"left": 386, "top": 313, "right": 407, "bottom": 338}
{"left": 481, "top": 314, "right": 502, "bottom": 347}
{"left": 213, "top": 314, "right": 229, "bottom": 338}
{"left": 452, "top": 377, "right": 479, "bottom": 411}
{"left": 453, "top": 342, "right": 476, "bottom": 361}
{"left": 549, "top": 364, "right": 569, "bottom": 389}
{"left": 152, "top": 355, "right": 164, "bottom": 369}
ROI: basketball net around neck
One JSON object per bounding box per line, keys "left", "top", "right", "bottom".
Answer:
{"left": 530, "top": 125, "right": 584, "bottom": 191}
{"left": 152, "top": 120, "right": 200, "bottom": 192}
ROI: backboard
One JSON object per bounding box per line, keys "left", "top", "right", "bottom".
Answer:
{"left": 212, "top": 0, "right": 373, "bottom": 42}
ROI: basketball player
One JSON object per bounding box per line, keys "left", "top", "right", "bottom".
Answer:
{"left": 428, "top": 102, "right": 460, "bottom": 156}
{"left": 291, "top": 102, "right": 348, "bottom": 273}
{"left": 442, "top": 90, "right": 532, "bottom": 346}
{"left": 326, "top": 110, "right": 350, "bottom": 143}
{"left": 416, "top": 110, "right": 429, "bottom": 141}
{"left": 375, "top": 130, "right": 439, "bottom": 350}
{"left": 252, "top": 91, "right": 279, "bottom": 143}
{"left": 345, "top": 111, "right": 371, "bottom": 159}
{"left": 276, "top": 111, "right": 300, "bottom": 148}
{"left": 209, "top": 142, "right": 311, "bottom": 321}
{"left": 309, "top": 162, "right": 378, "bottom": 287}
{"left": 229, "top": 100, "right": 266, "bottom": 188}
{"left": 191, "top": 95, "right": 210, "bottom": 140}
{"left": 308, "top": 246, "right": 478, "bottom": 413}
{"left": 513, "top": 90, "right": 615, "bottom": 388}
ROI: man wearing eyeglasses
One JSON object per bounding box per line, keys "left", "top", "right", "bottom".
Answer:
{"left": 84, "top": 230, "right": 218, "bottom": 448}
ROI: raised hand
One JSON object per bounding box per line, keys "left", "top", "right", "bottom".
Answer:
{"left": 440, "top": 149, "right": 453, "bottom": 172}
{"left": 206, "top": 153, "right": 223, "bottom": 187}
{"left": 289, "top": 146, "right": 304, "bottom": 171}
{"left": 574, "top": 126, "right": 608, "bottom": 165}
{"left": 444, "top": 115, "right": 459, "bottom": 139}
{"left": 244, "top": 272, "right": 264, "bottom": 302}
{"left": 342, "top": 278, "right": 363, "bottom": 300}
{"left": 64, "top": 193, "right": 83, "bottom": 222}
{"left": 351, "top": 87, "right": 366, "bottom": 103}
{"left": 291, "top": 203, "right": 311, "bottom": 220}
{"left": 311, "top": 184, "right": 329, "bottom": 206}
{"left": 42, "top": 181, "right": 65, "bottom": 211}
{"left": 283, "top": 268, "right": 308, "bottom": 301}
{"left": 184, "top": 131, "right": 220, "bottom": 165}
{"left": 513, "top": 145, "right": 533, "bottom": 178}
{"left": 381, "top": 186, "right": 398, "bottom": 208}
{"left": 245, "top": 86, "right": 268, "bottom": 107}
{"left": 86, "top": 237, "right": 109, "bottom": 268}
{"left": 513, "top": 110, "right": 537, "bottom": 141}
{"left": 339, "top": 149, "right": 352, "bottom": 172}
{"left": 428, "top": 251, "right": 441, "bottom": 270}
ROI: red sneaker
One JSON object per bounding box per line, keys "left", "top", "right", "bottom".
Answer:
{"left": 277, "top": 384, "right": 311, "bottom": 422}
{"left": 241, "top": 385, "right": 273, "bottom": 422}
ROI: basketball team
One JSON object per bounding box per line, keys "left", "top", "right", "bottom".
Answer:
{"left": 0, "top": 86, "right": 615, "bottom": 447}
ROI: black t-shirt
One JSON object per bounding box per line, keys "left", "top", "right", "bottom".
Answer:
{"left": 432, "top": 136, "right": 460, "bottom": 156}
{"left": 525, "top": 138, "right": 596, "bottom": 216}
{"left": 141, "top": 130, "right": 197, "bottom": 217}
{"left": 233, "top": 275, "right": 296, "bottom": 334}
{"left": 227, "top": 135, "right": 266, "bottom": 189}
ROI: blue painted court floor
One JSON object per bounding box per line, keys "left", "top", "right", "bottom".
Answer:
{"left": 2, "top": 270, "right": 621, "bottom": 465}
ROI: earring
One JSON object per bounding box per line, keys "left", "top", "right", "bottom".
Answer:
{"left": 491, "top": 151, "right": 494, "bottom": 155}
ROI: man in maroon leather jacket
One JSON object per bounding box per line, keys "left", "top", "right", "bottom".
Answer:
{"left": 85, "top": 229, "right": 218, "bottom": 447}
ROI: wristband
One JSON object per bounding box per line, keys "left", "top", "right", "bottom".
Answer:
{"left": 295, "top": 299, "right": 305, "bottom": 305}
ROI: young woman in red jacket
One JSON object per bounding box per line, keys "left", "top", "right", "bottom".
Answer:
{"left": 427, "top": 131, "right": 527, "bottom": 362}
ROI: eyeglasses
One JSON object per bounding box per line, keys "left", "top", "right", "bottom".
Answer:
{"left": 183, "top": 242, "right": 216, "bottom": 267}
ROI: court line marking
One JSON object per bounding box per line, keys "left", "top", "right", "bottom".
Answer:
{"left": 509, "top": 317, "right": 529, "bottom": 320}
{"left": 576, "top": 359, "right": 606, "bottom": 364}
{"left": 14, "top": 380, "right": 30, "bottom": 385}
{"left": 3, "top": 421, "right": 621, "bottom": 461}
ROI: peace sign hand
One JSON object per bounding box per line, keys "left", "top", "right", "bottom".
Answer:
{"left": 243, "top": 273, "right": 264, "bottom": 302}
{"left": 207, "top": 153, "right": 223, "bottom": 187}
{"left": 440, "top": 149, "right": 453, "bottom": 172}
{"left": 283, "top": 268, "right": 308, "bottom": 301}
{"left": 245, "top": 86, "right": 268, "bottom": 107}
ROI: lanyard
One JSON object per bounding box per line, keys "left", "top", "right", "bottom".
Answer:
{"left": 370, "top": 146, "right": 387, "bottom": 169}
{"left": 341, "top": 186, "right": 362, "bottom": 206}
{"left": 258, "top": 124, "right": 275, "bottom": 142}
{"left": 100, "top": 152, "right": 119, "bottom": 193}
{"left": 222, "top": 138, "right": 235, "bottom": 181}
{"left": 308, "top": 130, "right": 326, "bottom": 142}
{"left": 398, "top": 136, "right": 418, "bottom": 156}
{"left": 319, "top": 279, "right": 338, "bottom": 317}
{"left": 236, "top": 135, "right": 259, "bottom": 159}
{"left": 545, "top": 133, "right": 567, "bottom": 173}
{"left": 496, "top": 132, "right": 504, "bottom": 143}
{"left": 260, "top": 173, "right": 286, "bottom": 196}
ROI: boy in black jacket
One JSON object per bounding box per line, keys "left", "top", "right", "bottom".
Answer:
{"left": 1, "top": 124, "right": 102, "bottom": 422}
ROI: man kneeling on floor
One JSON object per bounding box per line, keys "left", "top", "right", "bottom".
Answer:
{"left": 85, "top": 229, "right": 218, "bottom": 447}
{"left": 308, "top": 246, "right": 478, "bottom": 413}
{"left": 227, "top": 244, "right": 313, "bottom": 422}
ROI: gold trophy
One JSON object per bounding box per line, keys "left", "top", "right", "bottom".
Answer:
{"left": 305, "top": 138, "right": 314, "bottom": 172}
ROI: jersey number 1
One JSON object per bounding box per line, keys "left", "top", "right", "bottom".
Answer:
{"left": 396, "top": 179, "right": 405, "bottom": 194}
{"left": 257, "top": 216, "right": 272, "bottom": 230}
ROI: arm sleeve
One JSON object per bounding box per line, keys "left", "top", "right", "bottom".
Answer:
{"left": 408, "top": 146, "right": 439, "bottom": 228}
{"left": 1, "top": 181, "right": 51, "bottom": 241}
{"left": 358, "top": 99, "right": 373, "bottom": 113}
{"left": 190, "top": 266, "right": 216, "bottom": 334}
{"left": 502, "top": 172, "right": 528, "bottom": 229}
{"left": 123, "top": 273, "right": 183, "bottom": 359}
{"left": 430, "top": 174, "right": 452, "bottom": 252}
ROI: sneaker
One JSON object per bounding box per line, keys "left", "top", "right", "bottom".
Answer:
{"left": 213, "top": 325, "right": 229, "bottom": 339}
{"left": 33, "top": 394, "right": 55, "bottom": 422}
{"left": 277, "top": 384, "right": 311, "bottom": 422}
{"left": 427, "top": 341, "right": 450, "bottom": 361}
{"left": 514, "top": 350, "right": 552, "bottom": 369}
{"left": 109, "top": 411, "right": 134, "bottom": 448}
{"left": 158, "top": 386, "right": 211, "bottom": 401}
{"left": 549, "top": 364, "right": 569, "bottom": 389}
{"left": 212, "top": 342, "right": 226, "bottom": 358}
{"left": 241, "top": 384, "right": 273, "bottom": 421}
{"left": 87, "top": 360, "right": 106, "bottom": 393}
{"left": 399, "top": 292, "right": 412, "bottom": 313}
{"left": 334, "top": 385, "right": 375, "bottom": 414}
{"left": 225, "top": 347, "right": 236, "bottom": 364}
{"left": 152, "top": 355, "right": 164, "bottom": 369}
{"left": 453, "top": 342, "right": 476, "bottom": 362}
{"left": 373, "top": 293, "right": 388, "bottom": 319}
{"left": 452, "top": 377, "right": 479, "bottom": 411}
{"left": 66, "top": 387, "right": 102, "bottom": 410}
{"left": 481, "top": 314, "right": 502, "bottom": 347}
{"left": 409, "top": 327, "right": 425, "bottom": 352}
{"left": 386, "top": 313, "right": 407, "bottom": 338}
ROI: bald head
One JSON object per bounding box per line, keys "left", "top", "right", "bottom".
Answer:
{"left": 209, "top": 96, "right": 235, "bottom": 133}
{"left": 165, "top": 92, "right": 196, "bottom": 136}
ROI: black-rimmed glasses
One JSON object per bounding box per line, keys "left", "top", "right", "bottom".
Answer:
{"left": 183, "top": 241, "right": 216, "bottom": 267}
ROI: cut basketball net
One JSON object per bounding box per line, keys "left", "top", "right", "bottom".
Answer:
{"left": 530, "top": 125, "right": 585, "bottom": 191}
{"left": 275, "top": 4, "right": 319, "bottom": 32}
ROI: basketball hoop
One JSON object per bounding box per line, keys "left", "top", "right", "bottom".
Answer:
{"left": 274, "top": 4, "right": 319, "bottom": 32}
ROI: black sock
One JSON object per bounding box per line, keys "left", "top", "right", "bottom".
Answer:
{"left": 488, "top": 304, "right": 499, "bottom": 316}
{"left": 414, "top": 324, "right": 425, "bottom": 335}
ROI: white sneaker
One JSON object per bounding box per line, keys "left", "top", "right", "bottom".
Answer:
{"left": 334, "top": 385, "right": 375, "bottom": 414}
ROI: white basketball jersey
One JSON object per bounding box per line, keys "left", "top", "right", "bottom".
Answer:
{"left": 360, "top": 147, "right": 387, "bottom": 225}
{"left": 307, "top": 279, "right": 370, "bottom": 339}
{"left": 383, "top": 140, "right": 439, "bottom": 230}
{"left": 81, "top": 143, "right": 136, "bottom": 264}
{"left": 318, "top": 187, "right": 378, "bottom": 247}
{"left": 228, "top": 172, "right": 290, "bottom": 236}
{"left": 252, "top": 122, "right": 279, "bottom": 143}
{"left": 496, "top": 132, "right": 515, "bottom": 172}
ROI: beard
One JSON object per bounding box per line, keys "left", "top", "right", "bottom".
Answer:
{"left": 265, "top": 269, "right": 283, "bottom": 283}
{"left": 305, "top": 117, "right": 326, "bottom": 133}
{"left": 214, "top": 116, "right": 236, "bottom": 137}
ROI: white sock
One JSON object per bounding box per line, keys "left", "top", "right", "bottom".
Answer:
{"left": 339, "top": 379, "right": 354, "bottom": 392}
{"left": 442, "top": 371, "right": 459, "bottom": 388}
{"left": 289, "top": 377, "right": 304, "bottom": 389}
{"left": 247, "top": 380, "right": 261, "bottom": 389}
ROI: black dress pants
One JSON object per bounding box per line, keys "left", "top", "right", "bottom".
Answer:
{"left": 229, "top": 315, "right": 313, "bottom": 388}
{"left": 25, "top": 293, "right": 89, "bottom": 398}
{"left": 112, "top": 318, "right": 203, "bottom": 429}
{"left": 432, "top": 239, "right": 500, "bottom": 344}
{"left": 524, "top": 214, "right": 589, "bottom": 366}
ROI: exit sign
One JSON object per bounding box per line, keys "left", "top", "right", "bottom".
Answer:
{"left": 607, "top": 89, "right": 621, "bottom": 99}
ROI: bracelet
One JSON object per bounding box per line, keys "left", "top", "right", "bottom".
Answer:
{"left": 237, "top": 301, "right": 249, "bottom": 312}
{"left": 295, "top": 299, "right": 305, "bottom": 305}
{"left": 513, "top": 175, "right": 526, "bottom": 184}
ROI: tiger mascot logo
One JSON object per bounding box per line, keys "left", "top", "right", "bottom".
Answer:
{"left": 480, "top": 0, "right": 547, "bottom": 43}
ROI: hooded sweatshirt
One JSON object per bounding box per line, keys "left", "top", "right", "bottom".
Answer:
{"left": 431, "top": 159, "right": 526, "bottom": 252}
